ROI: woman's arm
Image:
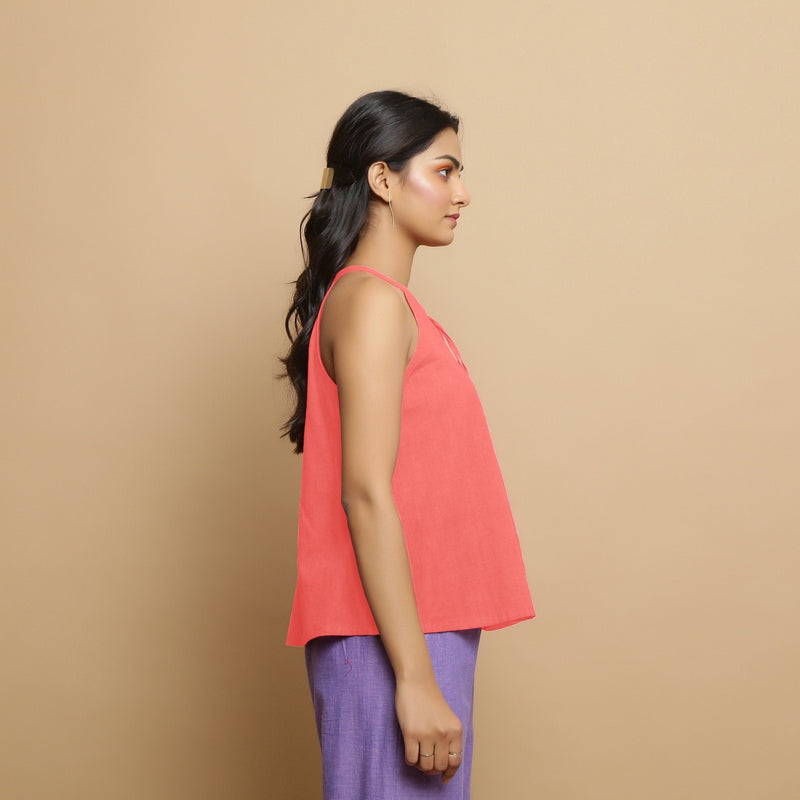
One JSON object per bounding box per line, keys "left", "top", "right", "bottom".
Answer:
{"left": 321, "top": 275, "right": 462, "bottom": 783}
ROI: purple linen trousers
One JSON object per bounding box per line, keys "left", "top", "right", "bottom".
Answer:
{"left": 305, "top": 629, "right": 481, "bottom": 800}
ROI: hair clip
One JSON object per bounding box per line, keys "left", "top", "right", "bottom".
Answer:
{"left": 320, "top": 167, "right": 334, "bottom": 190}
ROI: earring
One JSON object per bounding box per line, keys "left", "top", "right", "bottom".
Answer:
{"left": 387, "top": 188, "right": 395, "bottom": 229}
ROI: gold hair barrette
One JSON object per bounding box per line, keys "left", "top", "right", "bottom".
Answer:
{"left": 320, "top": 167, "right": 334, "bottom": 190}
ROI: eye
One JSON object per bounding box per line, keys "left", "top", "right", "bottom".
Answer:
{"left": 438, "top": 166, "right": 451, "bottom": 178}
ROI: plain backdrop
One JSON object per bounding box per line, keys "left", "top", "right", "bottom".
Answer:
{"left": 2, "top": 1, "right": 798, "bottom": 798}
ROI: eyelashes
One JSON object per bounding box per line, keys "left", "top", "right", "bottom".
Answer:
{"left": 437, "top": 166, "right": 465, "bottom": 179}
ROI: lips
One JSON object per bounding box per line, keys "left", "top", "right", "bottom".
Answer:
{"left": 446, "top": 214, "right": 460, "bottom": 222}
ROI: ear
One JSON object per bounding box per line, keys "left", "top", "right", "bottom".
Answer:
{"left": 366, "top": 161, "right": 392, "bottom": 201}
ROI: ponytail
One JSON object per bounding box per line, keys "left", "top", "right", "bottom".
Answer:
{"left": 280, "top": 91, "right": 459, "bottom": 452}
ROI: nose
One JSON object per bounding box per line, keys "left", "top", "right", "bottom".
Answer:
{"left": 453, "top": 176, "right": 470, "bottom": 208}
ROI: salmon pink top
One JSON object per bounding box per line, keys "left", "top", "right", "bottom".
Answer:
{"left": 286, "top": 266, "right": 534, "bottom": 646}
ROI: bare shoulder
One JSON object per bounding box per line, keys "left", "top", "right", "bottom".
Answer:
{"left": 320, "top": 271, "right": 417, "bottom": 378}
{"left": 322, "top": 271, "right": 415, "bottom": 342}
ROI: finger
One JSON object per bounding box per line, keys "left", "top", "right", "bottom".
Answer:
{"left": 404, "top": 738, "right": 419, "bottom": 767}
{"left": 433, "top": 744, "right": 449, "bottom": 774}
{"left": 417, "top": 743, "right": 436, "bottom": 774}
{"left": 442, "top": 742, "right": 463, "bottom": 783}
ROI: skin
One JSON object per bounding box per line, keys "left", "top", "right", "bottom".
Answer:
{"left": 319, "top": 128, "right": 471, "bottom": 783}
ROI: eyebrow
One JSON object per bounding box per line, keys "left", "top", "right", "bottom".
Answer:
{"left": 435, "top": 154, "right": 464, "bottom": 171}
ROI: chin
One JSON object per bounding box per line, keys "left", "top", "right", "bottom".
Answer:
{"left": 421, "top": 231, "right": 455, "bottom": 248}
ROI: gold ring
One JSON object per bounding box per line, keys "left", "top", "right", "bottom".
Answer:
{"left": 419, "top": 753, "right": 434, "bottom": 758}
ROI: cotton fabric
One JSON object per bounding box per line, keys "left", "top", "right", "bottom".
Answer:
{"left": 287, "top": 266, "right": 534, "bottom": 646}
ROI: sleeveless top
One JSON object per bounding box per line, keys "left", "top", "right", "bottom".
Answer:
{"left": 286, "top": 265, "right": 534, "bottom": 646}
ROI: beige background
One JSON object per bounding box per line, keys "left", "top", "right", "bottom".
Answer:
{"left": 2, "top": 1, "right": 798, "bottom": 798}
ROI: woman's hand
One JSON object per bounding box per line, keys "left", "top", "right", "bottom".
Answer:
{"left": 395, "top": 675, "right": 463, "bottom": 783}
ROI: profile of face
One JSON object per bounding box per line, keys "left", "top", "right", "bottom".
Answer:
{"left": 388, "top": 127, "right": 471, "bottom": 248}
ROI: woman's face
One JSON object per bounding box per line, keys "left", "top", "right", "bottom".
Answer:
{"left": 391, "top": 127, "right": 471, "bottom": 247}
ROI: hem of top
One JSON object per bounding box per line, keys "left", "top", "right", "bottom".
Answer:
{"left": 286, "top": 610, "right": 535, "bottom": 647}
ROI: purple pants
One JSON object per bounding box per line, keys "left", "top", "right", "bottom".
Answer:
{"left": 305, "top": 629, "right": 481, "bottom": 800}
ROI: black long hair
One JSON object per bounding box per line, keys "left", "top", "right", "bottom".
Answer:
{"left": 281, "top": 90, "right": 460, "bottom": 452}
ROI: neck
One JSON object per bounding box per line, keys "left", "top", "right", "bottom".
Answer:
{"left": 344, "top": 206, "right": 417, "bottom": 287}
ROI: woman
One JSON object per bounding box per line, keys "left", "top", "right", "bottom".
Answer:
{"left": 282, "top": 90, "right": 534, "bottom": 799}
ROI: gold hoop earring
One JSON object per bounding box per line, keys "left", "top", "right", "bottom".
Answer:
{"left": 387, "top": 189, "right": 395, "bottom": 229}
